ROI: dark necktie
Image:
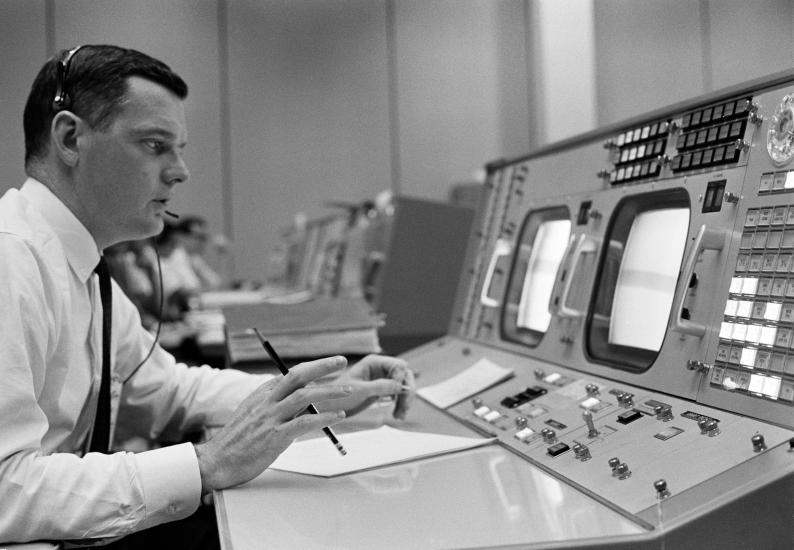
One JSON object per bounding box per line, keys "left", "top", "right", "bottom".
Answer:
{"left": 90, "top": 256, "right": 112, "bottom": 453}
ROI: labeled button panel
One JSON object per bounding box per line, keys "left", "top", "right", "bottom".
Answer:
{"left": 715, "top": 202, "right": 794, "bottom": 405}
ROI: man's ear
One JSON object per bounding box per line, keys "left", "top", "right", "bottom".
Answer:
{"left": 50, "top": 111, "right": 85, "bottom": 167}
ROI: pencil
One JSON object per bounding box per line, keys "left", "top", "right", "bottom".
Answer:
{"left": 253, "top": 328, "right": 347, "bottom": 456}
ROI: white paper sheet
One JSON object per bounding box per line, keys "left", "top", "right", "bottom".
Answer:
{"left": 268, "top": 425, "right": 494, "bottom": 477}
{"left": 608, "top": 207, "right": 689, "bottom": 351}
{"left": 417, "top": 358, "right": 514, "bottom": 409}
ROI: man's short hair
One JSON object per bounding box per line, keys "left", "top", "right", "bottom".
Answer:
{"left": 23, "top": 44, "right": 188, "bottom": 167}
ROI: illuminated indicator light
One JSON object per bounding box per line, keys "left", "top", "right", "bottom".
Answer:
{"left": 730, "top": 277, "right": 744, "bottom": 293}
{"left": 745, "top": 325, "right": 762, "bottom": 344}
{"left": 740, "top": 347, "right": 758, "bottom": 366}
{"left": 629, "top": 147, "right": 637, "bottom": 161}
{"left": 764, "top": 302, "right": 782, "bottom": 321}
{"left": 525, "top": 406, "right": 545, "bottom": 419}
{"left": 638, "top": 144, "right": 646, "bottom": 157}
{"left": 621, "top": 150, "right": 629, "bottom": 162}
{"left": 641, "top": 126, "right": 650, "bottom": 139}
{"left": 762, "top": 376, "right": 782, "bottom": 399}
{"left": 473, "top": 406, "right": 491, "bottom": 418}
{"left": 580, "top": 397, "right": 601, "bottom": 410}
{"left": 736, "top": 300, "right": 753, "bottom": 318}
{"left": 723, "top": 376, "right": 738, "bottom": 390}
{"left": 760, "top": 326, "right": 778, "bottom": 346}
{"left": 720, "top": 322, "right": 734, "bottom": 339}
{"left": 724, "top": 300, "right": 739, "bottom": 316}
{"left": 483, "top": 410, "right": 502, "bottom": 422}
{"left": 617, "top": 133, "right": 625, "bottom": 146}
{"left": 741, "top": 277, "right": 759, "bottom": 295}
{"left": 748, "top": 374, "right": 765, "bottom": 393}
{"left": 514, "top": 427, "right": 535, "bottom": 441}
{"left": 732, "top": 323, "right": 748, "bottom": 342}
{"left": 786, "top": 172, "right": 794, "bottom": 189}
{"left": 544, "top": 373, "right": 562, "bottom": 384}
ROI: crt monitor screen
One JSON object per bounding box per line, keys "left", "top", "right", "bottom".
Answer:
{"left": 586, "top": 189, "right": 690, "bottom": 372}
{"left": 502, "top": 207, "right": 572, "bottom": 347}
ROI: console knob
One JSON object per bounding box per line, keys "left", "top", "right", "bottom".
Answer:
{"left": 655, "top": 404, "right": 673, "bottom": 422}
{"left": 698, "top": 418, "right": 709, "bottom": 434}
{"left": 471, "top": 397, "right": 483, "bottom": 409}
{"left": 617, "top": 392, "right": 634, "bottom": 408}
{"left": 654, "top": 479, "right": 671, "bottom": 499}
{"left": 705, "top": 420, "right": 720, "bottom": 437}
{"left": 541, "top": 428, "right": 557, "bottom": 444}
{"left": 608, "top": 457, "right": 621, "bottom": 475}
{"left": 515, "top": 416, "right": 528, "bottom": 429}
{"left": 615, "top": 462, "right": 631, "bottom": 480}
{"left": 585, "top": 383, "right": 600, "bottom": 396}
{"left": 752, "top": 434, "right": 767, "bottom": 452}
{"left": 573, "top": 443, "right": 591, "bottom": 461}
{"left": 534, "top": 369, "right": 546, "bottom": 380}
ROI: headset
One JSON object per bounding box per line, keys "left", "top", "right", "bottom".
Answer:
{"left": 52, "top": 45, "right": 84, "bottom": 112}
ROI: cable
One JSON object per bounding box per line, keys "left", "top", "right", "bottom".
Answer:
{"left": 122, "top": 238, "right": 164, "bottom": 384}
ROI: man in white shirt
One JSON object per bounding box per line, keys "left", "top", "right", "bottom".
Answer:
{"left": 0, "top": 44, "right": 414, "bottom": 548}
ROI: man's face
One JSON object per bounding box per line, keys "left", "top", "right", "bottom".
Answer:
{"left": 75, "top": 76, "right": 189, "bottom": 247}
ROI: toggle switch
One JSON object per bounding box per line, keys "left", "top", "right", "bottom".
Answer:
{"left": 609, "top": 457, "right": 621, "bottom": 476}
{"left": 752, "top": 434, "right": 767, "bottom": 452}
{"left": 583, "top": 410, "right": 599, "bottom": 438}
{"left": 585, "top": 383, "right": 600, "bottom": 396}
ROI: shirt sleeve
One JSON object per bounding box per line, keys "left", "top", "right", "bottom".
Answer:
{"left": 0, "top": 234, "right": 270, "bottom": 542}
{"left": 0, "top": 237, "right": 195, "bottom": 542}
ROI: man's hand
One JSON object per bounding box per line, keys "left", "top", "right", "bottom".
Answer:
{"left": 195, "top": 355, "right": 350, "bottom": 493}
{"left": 331, "top": 354, "right": 416, "bottom": 420}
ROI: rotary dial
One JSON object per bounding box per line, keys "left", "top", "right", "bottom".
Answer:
{"left": 768, "top": 94, "right": 794, "bottom": 166}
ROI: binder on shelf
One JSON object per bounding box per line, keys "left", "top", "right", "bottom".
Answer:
{"left": 224, "top": 297, "right": 382, "bottom": 363}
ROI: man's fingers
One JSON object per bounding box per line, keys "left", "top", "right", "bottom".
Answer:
{"left": 269, "top": 355, "right": 347, "bottom": 401}
{"left": 276, "top": 384, "right": 353, "bottom": 420}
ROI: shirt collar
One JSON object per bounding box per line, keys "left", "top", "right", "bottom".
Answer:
{"left": 19, "top": 177, "right": 101, "bottom": 283}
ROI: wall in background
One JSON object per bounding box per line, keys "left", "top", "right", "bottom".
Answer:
{"left": 1, "top": 1, "right": 793, "bottom": 280}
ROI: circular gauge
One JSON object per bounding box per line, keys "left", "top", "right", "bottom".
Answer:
{"left": 767, "top": 94, "right": 794, "bottom": 166}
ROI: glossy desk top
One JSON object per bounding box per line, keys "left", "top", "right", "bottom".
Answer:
{"left": 215, "top": 400, "right": 645, "bottom": 550}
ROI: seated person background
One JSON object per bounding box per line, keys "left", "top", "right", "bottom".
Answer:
{"left": 177, "top": 215, "right": 227, "bottom": 291}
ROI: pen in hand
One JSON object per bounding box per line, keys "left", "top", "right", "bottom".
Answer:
{"left": 253, "top": 328, "right": 347, "bottom": 456}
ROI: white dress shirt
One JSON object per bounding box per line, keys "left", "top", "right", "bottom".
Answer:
{"left": 0, "top": 178, "right": 269, "bottom": 543}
